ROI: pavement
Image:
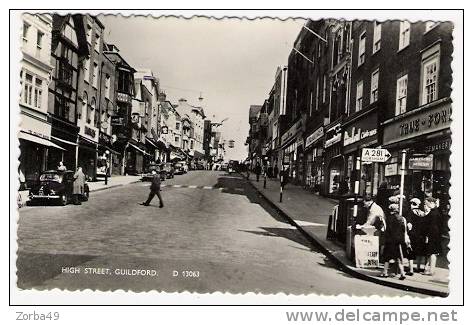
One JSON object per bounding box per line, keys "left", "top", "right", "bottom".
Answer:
{"left": 16, "top": 171, "right": 419, "bottom": 297}
{"left": 246, "top": 172, "right": 449, "bottom": 297}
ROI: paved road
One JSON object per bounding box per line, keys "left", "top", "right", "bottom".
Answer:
{"left": 17, "top": 171, "right": 423, "bottom": 296}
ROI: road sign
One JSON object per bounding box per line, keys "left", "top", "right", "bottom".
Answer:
{"left": 361, "top": 148, "right": 392, "bottom": 163}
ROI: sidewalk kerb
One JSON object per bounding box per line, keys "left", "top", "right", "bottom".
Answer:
{"left": 89, "top": 180, "right": 141, "bottom": 193}
{"left": 245, "top": 176, "right": 448, "bottom": 298}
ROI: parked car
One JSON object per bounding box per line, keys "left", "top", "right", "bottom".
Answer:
{"left": 221, "top": 163, "right": 229, "bottom": 171}
{"left": 161, "top": 162, "right": 175, "bottom": 179}
{"left": 141, "top": 163, "right": 162, "bottom": 182}
{"left": 174, "top": 162, "right": 188, "bottom": 175}
{"left": 28, "top": 170, "right": 89, "bottom": 206}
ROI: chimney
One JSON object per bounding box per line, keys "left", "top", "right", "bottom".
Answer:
{"left": 158, "top": 91, "right": 166, "bottom": 102}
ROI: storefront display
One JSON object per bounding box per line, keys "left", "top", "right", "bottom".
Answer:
{"left": 324, "top": 121, "right": 343, "bottom": 195}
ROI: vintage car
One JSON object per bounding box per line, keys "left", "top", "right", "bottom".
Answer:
{"left": 141, "top": 163, "right": 165, "bottom": 182}
{"left": 173, "top": 162, "right": 188, "bottom": 175}
{"left": 28, "top": 170, "right": 89, "bottom": 206}
{"left": 161, "top": 162, "right": 175, "bottom": 179}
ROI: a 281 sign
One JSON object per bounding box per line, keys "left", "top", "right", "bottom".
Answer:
{"left": 361, "top": 148, "right": 392, "bottom": 162}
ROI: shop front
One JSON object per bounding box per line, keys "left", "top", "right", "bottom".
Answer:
{"left": 98, "top": 131, "right": 119, "bottom": 177}
{"left": 77, "top": 124, "right": 99, "bottom": 180}
{"left": 381, "top": 99, "right": 452, "bottom": 212}
{"left": 49, "top": 116, "right": 79, "bottom": 172}
{"left": 323, "top": 120, "right": 343, "bottom": 196}
{"left": 280, "top": 118, "right": 303, "bottom": 184}
{"left": 18, "top": 113, "right": 65, "bottom": 188}
{"left": 304, "top": 125, "right": 324, "bottom": 191}
{"left": 342, "top": 108, "right": 379, "bottom": 197}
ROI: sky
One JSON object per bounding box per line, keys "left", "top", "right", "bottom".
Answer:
{"left": 99, "top": 15, "right": 303, "bottom": 161}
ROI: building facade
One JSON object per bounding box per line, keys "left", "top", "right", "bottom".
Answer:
{"left": 48, "top": 14, "right": 88, "bottom": 172}
{"left": 103, "top": 44, "right": 136, "bottom": 175}
{"left": 19, "top": 13, "right": 56, "bottom": 188}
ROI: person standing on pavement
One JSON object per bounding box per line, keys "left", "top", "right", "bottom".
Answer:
{"left": 406, "top": 198, "right": 427, "bottom": 273}
{"left": 72, "top": 166, "right": 85, "bottom": 205}
{"left": 380, "top": 203, "right": 407, "bottom": 280}
{"left": 255, "top": 163, "right": 262, "bottom": 182}
{"left": 141, "top": 170, "right": 164, "bottom": 208}
{"left": 376, "top": 181, "right": 390, "bottom": 215}
{"left": 423, "top": 196, "right": 442, "bottom": 275}
{"left": 274, "top": 165, "right": 279, "bottom": 179}
{"left": 57, "top": 161, "right": 67, "bottom": 172}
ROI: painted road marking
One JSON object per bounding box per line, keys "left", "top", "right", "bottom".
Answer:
{"left": 140, "top": 183, "right": 246, "bottom": 192}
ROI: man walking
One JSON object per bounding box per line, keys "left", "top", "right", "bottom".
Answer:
{"left": 141, "top": 170, "right": 164, "bottom": 208}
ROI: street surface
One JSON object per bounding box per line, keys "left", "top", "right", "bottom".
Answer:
{"left": 17, "top": 171, "right": 423, "bottom": 296}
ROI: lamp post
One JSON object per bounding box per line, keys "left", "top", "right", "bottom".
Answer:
{"left": 104, "top": 150, "right": 110, "bottom": 185}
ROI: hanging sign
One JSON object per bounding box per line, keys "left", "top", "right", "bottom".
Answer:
{"left": 361, "top": 148, "right": 392, "bottom": 162}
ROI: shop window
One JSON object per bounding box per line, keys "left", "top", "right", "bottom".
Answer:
{"left": 399, "top": 21, "right": 410, "bottom": 51}
{"left": 395, "top": 74, "right": 408, "bottom": 116}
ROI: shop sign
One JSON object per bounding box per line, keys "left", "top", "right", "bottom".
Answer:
{"left": 99, "top": 132, "right": 112, "bottom": 146}
{"left": 408, "top": 154, "right": 434, "bottom": 170}
{"left": 384, "top": 163, "right": 398, "bottom": 176}
{"left": 324, "top": 123, "right": 342, "bottom": 148}
{"left": 354, "top": 235, "right": 379, "bottom": 268}
{"left": 111, "top": 116, "right": 125, "bottom": 126}
{"left": 344, "top": 127, "right": 377, "bottom": 146}
{"left": 84, "top": 125, "right": 97, "bottom": 140}
{"left": 305, "top": 126, "right": 324, "bottom": 148}
{"left": 362, "top": 148, "right": 392, "bottom": 162}
{"left": 117, "top": 92, "right": 131, "bottom": 103}
{"left": 424, "top": 138, "right": 452, "bottom": 154}
{"left": 296, "top": 136, "right": 304, "bottom": 148}
{"left": 383, "top": 102, "right": 452, "bottom": 146}
{"left": 280, "top": 118, "right": 303, "bottom": 147}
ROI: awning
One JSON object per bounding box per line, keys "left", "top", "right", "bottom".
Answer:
{"left": 193, "top": 150, "right": 205, "bottom": 159}
{"left": 51, "top": 135, "right": 78, "bottom": 147}
{"left": 19, "top": 131, "right": 66, "bottom": 151}
{"left": 129, "top": 142, "right": 152, "bottom": 156}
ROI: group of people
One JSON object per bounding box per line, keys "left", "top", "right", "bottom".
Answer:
{"left": 360, "top": 185, "right": 446, "bottom": 280}
{"left": 253, "top": 163, "right": 280, "bottom": 182}
{"left": 57, "top": 161, "right": 87, "bottom": 205}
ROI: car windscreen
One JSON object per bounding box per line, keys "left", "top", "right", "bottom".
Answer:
{"left": 39, "top": 173, "right": 62, "bottom": 182}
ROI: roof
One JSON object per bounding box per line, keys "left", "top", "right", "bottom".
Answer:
{"left": 249, "top": 105, "right": 262, "bottom": 119}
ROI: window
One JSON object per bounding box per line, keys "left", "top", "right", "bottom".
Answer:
{"left": 176, "top": 122, "right": 180, "bottom": 130}
{"left": 94, "top": 101, "right": 100, "bottom": 128}
{"left": 395, "top": 74, "right": 408, "bottom": 116}
{"left": 21, "top": 72, "right": 43, "bottom": 109}
{"left": 33, "top": 78, "right": 42, "bottom": 109}
{"left": 355, "top": 80, "right": 363, "bottom": 112}
{"left": 83, "top": 57, "right": 90, "bottom": 83}
{"left": 358, "top": 32, "right": 366, "bottom": 66}
{"left": 86, "top": 24, "right": 92, "bottom": 44}
{"left": 105, "top": 74, "right": 111, "bottom": 99}
{"left": 323, "top": 75, "right": 327, "bottom": 103}
{"left": 55, "top": 95, "right": 71, "bottom": 120}
{"left": 425, "top": 21, "right": 438, "bottom": 33}
{"left": 309, "top": 91, "right": 313, "bottom": 116}
{"left": 92, "top": 62, "right": 98, "bottom": 88}
{"left": 373, "top": 22, "right": 381, "bottom": 53}
{"left": 80, "top": 92, "right": 87, "bottom": 121}
{"left": 422, "top": 55, "right": 439, "bottom": 105}
{"left": 399, "top": 21, "right": 410, "bottom": 50}
{"left": 22, "top": 72, "right": 33, "bottom": 106}
{"left": 94, "top": 33, "right": 100, "bottom": 52}
{"left": 88, "top": 97, "right": 96, "bottom": 124}
{"left": 370, "top": 69, "right": 379, "bottom": 103}
{"left": 22, "top": 23, "right": 29, "bottom": 42}
{"left": 317, "top": 41, "right": 322, "bottom": 58}
{"left": 315, "top": 78, "right": 319, "bottom": 111}
{"left": 175, "top": 136, "right": 179, "bottom": 143}
{"left": 36, "top": 31, "right": 43, "bottom": 48}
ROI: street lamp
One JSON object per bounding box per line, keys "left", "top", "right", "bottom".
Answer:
{"left": 104, "top": 150, "right": 110, "bottom": 185}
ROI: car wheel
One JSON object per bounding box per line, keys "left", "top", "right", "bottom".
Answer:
{"left": 59, "top": 194, "right": 68, "bottom": 206}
